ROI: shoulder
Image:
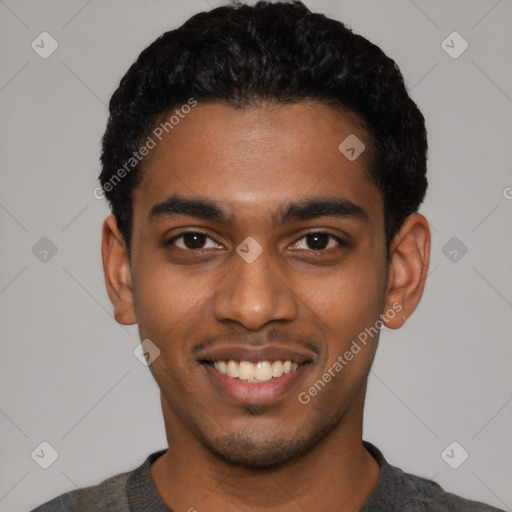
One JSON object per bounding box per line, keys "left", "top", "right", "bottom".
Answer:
{"left": 363, "top": 442, "right": 505, "bottom": 512}
{"left": 30, "top": 469, "right": 132, "bottom": 512}
{"left": 391, "top": 465, "right": 504, "bottom": 511}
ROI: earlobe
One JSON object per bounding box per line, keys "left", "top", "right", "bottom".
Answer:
{"left": 101, "top": 215, "right": 137, "bottom": 325}
{"left": 383, "top": 214, "right": 431, "bottom": 330}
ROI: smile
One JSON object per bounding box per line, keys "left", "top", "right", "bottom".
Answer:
{"left": 210, "top": 360, "right": 300, "bottom": 382}
{"left": 197, "top": 345, "right": 314, "bottom": 405}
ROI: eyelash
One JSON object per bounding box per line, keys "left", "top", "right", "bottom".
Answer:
{"left": 165, "top": 230, "right": 347, "bottom": 254}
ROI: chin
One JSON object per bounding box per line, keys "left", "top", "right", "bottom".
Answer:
{"left": 198, "top": 418, "right": 340, "bottom": 471}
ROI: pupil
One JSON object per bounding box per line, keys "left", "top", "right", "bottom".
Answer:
{"left": 307, "top": 233, "right": 329, "bottom": 250}
{"left": 184, "top": 233, "right": 206, "bottom": 249}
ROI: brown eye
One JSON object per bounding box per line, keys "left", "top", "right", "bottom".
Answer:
{"left": 291, "top": 232, "right": 345, "bottom": 252}
{"left": 167, "top": 232, "right": 221, "bottom": 251}
{"left": 305, "top": 233, "right": 330, "bottom": 250}
{"left": 181, "top": 233, "right": 207, "bottom": 249}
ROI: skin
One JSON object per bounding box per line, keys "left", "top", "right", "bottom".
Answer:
{"left": 102, "top": 101, "right": 430, "bottom": 512}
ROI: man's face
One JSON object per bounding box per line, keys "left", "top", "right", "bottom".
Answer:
{"left": 128, "top": 101, "right": 389, "bottom": 468}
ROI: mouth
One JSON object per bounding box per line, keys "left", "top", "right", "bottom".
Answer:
{"left": 197, "top": 347, "right": 314, "bottom": 405}
{"left": 204, "top": 359, "right": 300, "bottom": 382}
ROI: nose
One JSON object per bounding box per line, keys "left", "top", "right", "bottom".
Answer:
{"left": 212, "top": 247, "right": 298, "bottom": 330}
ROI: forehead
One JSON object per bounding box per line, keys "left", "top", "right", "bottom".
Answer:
{"left": 133, "top": 101, "right": 383, "bottom": 227}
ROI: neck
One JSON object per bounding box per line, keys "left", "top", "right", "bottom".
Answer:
{"left": 151, "top": 386, "right": 380, "bottom": 512}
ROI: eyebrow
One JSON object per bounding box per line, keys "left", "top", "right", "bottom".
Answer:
{"left": 148, "top": 194, "right": 368, "bottom": 226}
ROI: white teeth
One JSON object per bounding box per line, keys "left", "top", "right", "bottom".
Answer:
{"left": 272, "top": 360, "right": 284, "bottom": 378}
{"left": 227, "top": 360, "right": 239, "bottom": 378}
{"left": 238, "top": 361, "right": 254, "bottom": 381}
{"left": 254, "top": 361, "right": 273, "bottom": 382}
{"left": 212, "top": 359, "right": 300, "bottom": 382}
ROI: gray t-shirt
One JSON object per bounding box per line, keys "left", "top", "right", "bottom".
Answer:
{"left": 31, "top": 442, "right": 504, "bottom": 511}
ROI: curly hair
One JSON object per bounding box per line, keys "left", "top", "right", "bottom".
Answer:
{"left": 100, "top": 1, "right": 428, "bottom": 257}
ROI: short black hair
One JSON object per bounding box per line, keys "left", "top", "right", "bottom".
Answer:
{"left": 100, "top": 0, "right": 428, "bottom": 257}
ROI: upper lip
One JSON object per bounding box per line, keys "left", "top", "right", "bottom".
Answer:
{"left": 196, "top": 345, "right": 314, "bottom": 365}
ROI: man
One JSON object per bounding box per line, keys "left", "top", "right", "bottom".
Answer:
{"left": 32, "top": 1, "right": 504, "bottom": 511}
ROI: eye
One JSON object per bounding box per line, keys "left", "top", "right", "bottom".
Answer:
{"left": 290, "top": 232, "right": 345, "bottom": 252}
{"left": 167, "top": 231, "right": 222, "bottom": 251}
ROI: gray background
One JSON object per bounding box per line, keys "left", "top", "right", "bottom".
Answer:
{"left": 1, "top": 0, "right": 511, "bottom": 510}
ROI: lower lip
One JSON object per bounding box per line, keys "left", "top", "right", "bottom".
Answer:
{"left": 202, "top": 363, "right": 310, "bottom": 406}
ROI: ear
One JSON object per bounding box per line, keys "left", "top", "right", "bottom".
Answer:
{"left": 382, "top": 214, "right": 431, "bottom": 329}
{"left": 101, "top": 215, "right": 137, "bottom": 325}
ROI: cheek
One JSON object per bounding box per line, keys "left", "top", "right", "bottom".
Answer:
{"left": 303, "top": 258, "right": 386, "bottom": 325}
{"left": 298, "top": 252, "right": 386, "bottom": 374}
{"left": 133, "top": 261, "right": 209, "bottom": 343}
{"left": 302, "top": 273, "right": 383, "bottom": 411}
{"left": 133, "top": 267, "right": 206, "bottom": 391}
